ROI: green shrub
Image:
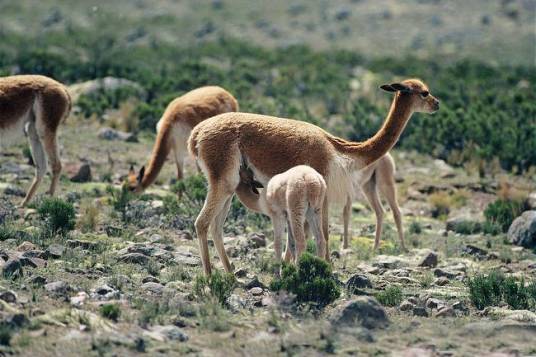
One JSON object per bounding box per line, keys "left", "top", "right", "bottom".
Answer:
{"left": 375, "top": 285, "right": 403, "bottom": 306}
{"left": 467, "top": 271, "right": 536, "bottom": 310}
{"left": 270, "top": 253, "right": 340, "bottom": 308}
{"left": 409, "top": 221, "right": 422, "bottom": 235}
{"left": 484, "top": 199, "right": 528, "bottom": 232}
{"left": 0, "top": 224, "right": 15, "bottom": 241}
{"left": 107, "top": 185, "right": 133, "bottom": 222}
{"left": 194, "top": 271, "right": 236, "bottom": 306}
{"left": 452, "top": 221, "right": 482, "bottom": 235}
{"left": 78, "top": 87, "right": 143, "bottom": 119}
{"left": 37, "top": 197, "right": 76, "bottom": 235}
{"left": 100, "top": 303, "right": 121, "bottom": 321}
{"left": 0, "top": 325, "right": 11, "bottom": 346}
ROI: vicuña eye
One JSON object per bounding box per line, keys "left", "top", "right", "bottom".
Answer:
{"left": 421, "top": 91, "right": 429, "bottom": 98}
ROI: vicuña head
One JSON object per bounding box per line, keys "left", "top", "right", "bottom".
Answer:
{"left": 188, "top": 78, "right": 438, "bottom": 275}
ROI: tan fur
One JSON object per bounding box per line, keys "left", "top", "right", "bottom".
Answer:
{"left": 189, "top": 78, "right": 439, "bottom": 275}
{"left": 0, "top": 75, "right": 71, "bottom": 206}
{"left": 342, "top": 153, "right": 405, "bottom": 251}
{"left": 129, "top": 86, "right": 238, "bottom": 192}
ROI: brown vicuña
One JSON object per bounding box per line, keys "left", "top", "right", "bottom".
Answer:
{"left": 0, "top": 75, "right": 71, "bottom": 206}
{"left": 128, "top": 86, "right": 238, "bottom": 192}
{"left": 188, "top": 79, "right": 439, "bottom": 275}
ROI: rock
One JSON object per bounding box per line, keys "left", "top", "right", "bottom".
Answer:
{"left": 2, "top": 259, "right": 23, "bottom": 278}
{"left": 334, "top": 7, "right": 351, "bottom": 21}
{"left": 373, "top": 256, "right": 404, "bottom": 269}
{"left": 17, "top": 241, "right": 36, "bottom": 252}
{"left": 29, "top": 275, "right": 47, "bottom": 286}
{"left": 90, "top": 284, "right": 120, "bottom": 301}
{"left": 418, "top": 251, "right": 438, "bottom": 268}
{"left": 434, "top": 277, "right": 450, "bottom": 286}
{"left": 66, "top": 240, "right": 99, "bottom": 250}
{"left": 177, "top": 231, "right": 193, "bottom": 240}
{"left": 46, "top": 244, "right": 65, "bottom": 259}
{"left": 346, "top": 274, "right": 373, "bottom": 294}
{"left": 3, "top": 185, "right": 25, "bottom": 197}
{"left": 248, "top": 233, "right": 266, "bottom": 248}
{"left": 234, "top": 268, "right": 248, "bottom": 278}
{"left": 70, "top": 163, "right": 92, "bottom": 183}
{"left": 227, "top": 294, "right": 247, "bottom": 312}
{"left": 98, "top": 127, "right": 137, "bottom": 142}
{"left": 462, "top": 244, "right": 488, "bottom": 260}
{"left": 452, "top": 301, "right": 469, "bottom": 315}
{"left": 249, "top": 287, "right": 263, "bottom": 296}
{"left": 433, "top": 268, "right": 457, "bottom": 280}
{"left": 0, "top": 290, "right": 17, "bottom": 303}
{"left": 45, "top": 281, "right": 72, "bottom": 296}
{"left": 142, "top": 276, "right": 160, "bottom": 284}
{"left": 435, "top": 306, "right": 456, "bottom": 318}
{"left": 329, "top": 297, "right": 389, "bottom": 329}
{"left": 68, "top": 77, "right": 145, "bottom": 102}
{"left": 412, "top": 306, "right": 429, "bottom": 317}
{"left": 144, "top": 325, "right": 188, "bottom": 342}
{"left": 118, "top": 252, "right": 149, "bottom": 265}
{"left": 243, "top": 276, "right": 267, "bottom": 290}
{"left": 425, "top": 298, "right": 445, "bottom": 310}
{"left": 399, "top": 300, "right": 415, "bottom": 312}
{"left": 528, "top": 192, "right": 536, "bottom": 209}
{"left": 507, "top": 211, "right": 536, "bottom": 248}
{"left": 70, "top": 292, "right": 88, "bottom": 307}
{"left": 141, "top": 282, "right": 165, "bottom": 295}
{"left": 173, "top": 251, "right": 201, "bottom": 267}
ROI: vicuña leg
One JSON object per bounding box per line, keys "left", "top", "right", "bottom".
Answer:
{"left": 379, "top": 180, "right": 406, "bottom": 251}
{"left": 21, "top": 120, "right": 47, "bottom": 207}
{"left": 362, "top": 178, "right": 384, "bottom": 251}
{"left": 306, "top": 207, "right": 326, "bottom": 259}
{"left": 321, "top": 197, "right": 330, "bottom": 261}
{"left": 41, "top": 130, "right": 61, "bottom": 196}
{"left": 342, "top": 195, "right": 352, "bottom": 249}
{"left": 209, "top": 196, "right": 233, "bottom": 272}
{"left": 284, "top": 219, "right": 296, "bottom": 263}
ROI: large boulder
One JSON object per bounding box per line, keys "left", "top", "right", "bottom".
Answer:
{"left": 329, "top": 296, "right": 389, "bottom": 329}
{"left": 68, "top": 77, "right": 145, "bottom": 102}
{"left": 507, "top": 211, "right": 536, "bottom": 248}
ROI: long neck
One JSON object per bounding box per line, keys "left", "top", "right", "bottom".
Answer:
{"left": 235, "top": 182, "right": 263, "bottom": 214}
{"left": 140, "top": 125, "right": 173, "bottom": 190}
{"left": 328, "top": 94, "right": 414, "bottom": 166}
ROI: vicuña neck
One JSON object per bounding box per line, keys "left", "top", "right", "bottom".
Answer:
{"left": 329, "top": 93, "right": 414, "bottom": 166}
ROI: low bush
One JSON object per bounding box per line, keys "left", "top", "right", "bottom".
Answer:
{"left": 484, "top": 199, "right": 529, "bottom": 233}
{"left": 100, "top": 303, "right": 121, "bottom": 321}
{"left": 37, "top": 197, "right": 76, "bottom": 235}
{"left": 375, "top": 285, "right": 403, "bottom": 306}
{"left": 194, "top": 270, "right": 236, "bottom": 306}
{"left": 467, "top": 271, "right": 536, "bottom": 310}
{"left": 270, "top": 253, "right": 340, "bottom": 308}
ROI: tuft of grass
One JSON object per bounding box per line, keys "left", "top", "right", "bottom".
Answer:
{"left": 107, "top": 185, "right": 133, "bottom": 222}
{"left": 194, "top": 270, "right": 236, "bottom": 306}
{"left": 409, "top": 221, "right": 422, "bottom": 235}
{"left": 428, "top": 192, "right": 452, "bottom": 219}
{"left": 375, "top": 285, "right": 403, "bottom": 306}
{"left": 37, "top": 197, "right": 76, "bottom": 235}
{"left": 100, "top": 303, "right": 121, "bottom": 321}
{"left": 78, "top": 199, "right": 100, "bottom": 232}
{"left": 0, "top": 224, "right": 16, "bottom": 241}
{"left": 270, "top": 253, "right": 340, "bottom": 308}
{"left": 467, "top": 271, "right": 536, "bottom": 310}
{"left": 419, "top": 272, "right": 435, "bottom": 288}
{"left": 484, "top": 198, "right": 528, "bottom": 233}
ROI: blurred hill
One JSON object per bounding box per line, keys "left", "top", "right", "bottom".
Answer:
{"left": 0, "top": 0, "right": 534, "bottom": 65}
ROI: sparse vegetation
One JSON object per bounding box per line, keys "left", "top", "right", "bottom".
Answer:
{"left": 100, "top": 303, "right": 121, "bottom": 321}
{"left": 484, "top": 198, "right": 529, "bottom": 233}
{"left": 194, "top": 270, "right": 236, "bottom": 306}
{"left": 270, "top": 253, "right": 340, "bottom": 308}
{"left": 375, "top": 285, "right": 403, "bottom": 306}
{"left": 37, "top": 197, "right": 76, "bottom": 235}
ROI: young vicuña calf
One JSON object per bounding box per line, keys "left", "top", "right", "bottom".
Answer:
{"left": 128, "top": 86, "right": 237, "bottom": 192}
{"left": 0, "top": 75, "right": 71, "bottom": 206}
{"left": 237, "top": 164, "right": 327, "bottom": 266}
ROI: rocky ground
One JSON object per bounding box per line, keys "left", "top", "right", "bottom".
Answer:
{"left": 1, "top": 113, "right": 536, "bottom": 356}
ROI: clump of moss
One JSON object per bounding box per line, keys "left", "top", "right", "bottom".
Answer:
{"left": 270, "top": 253, "right": 340, "bottom": 308}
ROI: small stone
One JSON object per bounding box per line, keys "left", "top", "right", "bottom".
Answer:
{"left": 145, "top": 325, "right": 188, "bottom": 342}
{"left": 70, "top": 292, "right": 88, "bottom": 307}
{"left": 412, "top": 306, "right": 429, "bottom": 317}
{"left": 29, "top": 275, "right": 47, "bottom": 286}
{"left": 46, "top": 244, "right": 65, "bottom": 259}
{"left": 462, "top": 244, "right": 488, "bottom": 260}
{"left": 434, "top": 277, "right": 450, "bottom": 286}
{"left": 45, "top": 281, "right": 72, "bottom": 296}
{"left": 2, "top": 259, "right": 23, "bottom": 278}
{"left": 329, "top": 296, "right": 389, "bottom": 329}
{"left": 434, "top": 306, "right": 456, "bottom": 318}
{"left": 98, "top": 127, "right": 137, "bottom": 142}
{"left": 17, "top": 241, "right": 37, "bottom": 252}
{"left": 425, "top": 298, "right": 445, "bottom": 310}
{"left": 142, "top": 276, "right": 160, "bottom": 284}
{"left": 90, "top": 284, "right": 120, "bottom": 301}
{"left": 227, "top": 294, "right": 247, "bottom": 312}
{"left": 418, "top": 251, "right": 438, "bottom": 268}
{"left": 507, "top": 211, "right": 536, "bottom": 248}
{"left": 249, "top": 287, "right": 263, "bottom": 296}
{"left": 399, "top": 300, "right": 415, "bottom": 312}
{"left": 433, "top": 268, "right": 457, "bottom": 280}
{"left": 346, "top": 274, "right": 373, "bottom": 294}
{"left": 0, "top": 290, "right": 17, "bottom": 303}
{"left": 177, "top": 231, "right": 193, "bottom": 240}
{"left": 70, "top": 163, "right": 92, "bottom": 183}
{"left": 244, "top": 276, "right": 267, "bottom": 290}
{"left": 141, "top": 282, "right": 164, "bottom": 295}
{"left": 118, "top": 253, "right": 149, "bottom": 265}
{"left": 234, "top": 268, "right": 248, "bottom": 278}
{"left": 66, "top": 240, "right": 99, "bottom": 250}
{"left": 249, "top": 233, "right": 266, "bottom": 248}
{"left": 261, "top": 296, "right": 275, "bottom": 307}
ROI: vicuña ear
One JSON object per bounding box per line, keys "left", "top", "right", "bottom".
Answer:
{"left": 129, "top": 165, "right": 135, "bottom": 175}
{"left": 380, "top": 84, "right": 397, "bottom": 92}
{"left": 137, "top": 166, "right": 145, "bottom": 184}
{"left": 390, "top": 83, "right": 411, "bottom": 92}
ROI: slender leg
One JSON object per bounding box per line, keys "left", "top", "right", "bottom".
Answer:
{"left": 362, "top": 179, "right": 384, "bottom": 251}
{"left": 287, "top": 209, "right": 306, "bottom": 262}
{"left": 307, "top": 207, "right": 326, "bottom": 259}
{"left": 321, "top": 197, "right": 330, "bottom": 261}
{"left": 380, "top": 182, "right": 406, "bottom": 252}
{"left": 171, "top": 139, "right": 184, "bottom": 180}
{"left": 41, "top": 131, "right": 61, "bottom": 196}
{"left": 284, "top": 219, "right": 295, "bottom": 263}
{"left": 342, "top": 195, "right": 352, "bottom": 249}
{"left": 21, "top": 121, "right": 47, "bottom": 207}
{"left": 271, "top": 214, "right": 285, "bottom": 275}
{"left": 195, "top": 184, "right": 234, "bottom": 275}
{"left": 209, "top": 196, "right": 233, "bottom": 272}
